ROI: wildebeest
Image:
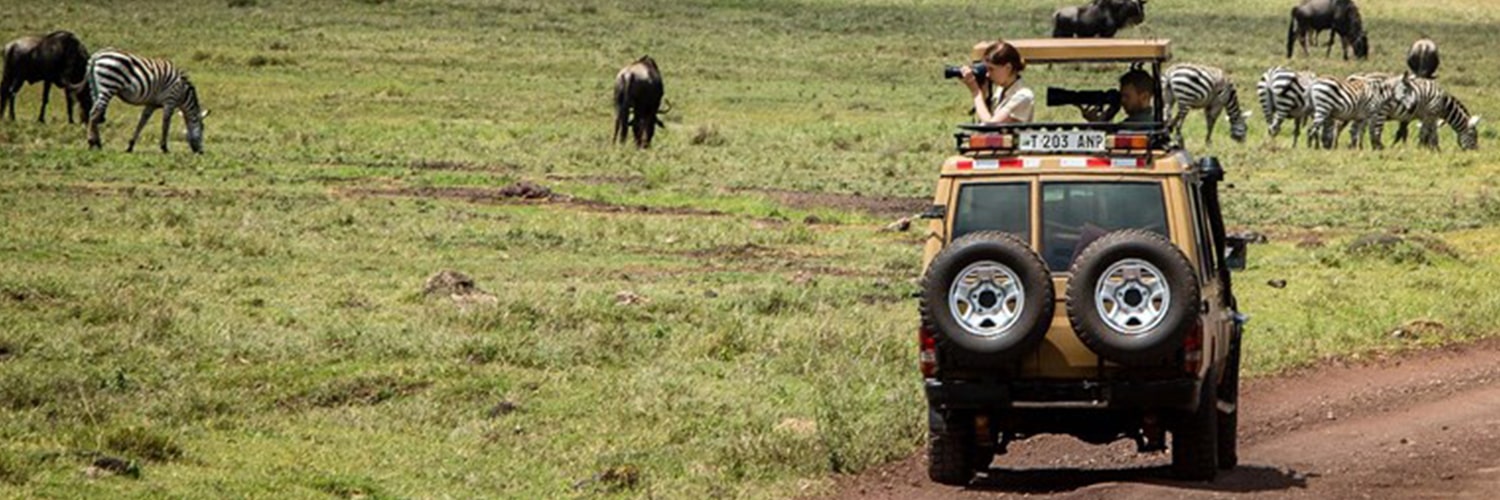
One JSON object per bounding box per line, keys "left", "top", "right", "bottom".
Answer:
{"left": 1406, "top": 38, "right": 1439, "bottom": 79}
{"left": 1286, "top": 0, "right": 1368, "bottom": 60}
{"left": 613, "top": 56, "right": 667, "bottom": 149}
{"left": 1, "top": 31, "right": 91, "bottom": 123}
{"left": 1053, "top": 0, "right": 1147, "bottom": 38}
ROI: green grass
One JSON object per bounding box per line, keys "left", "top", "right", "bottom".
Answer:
{"left": 3, "top": 0, "right": 1500, "bottom": 497}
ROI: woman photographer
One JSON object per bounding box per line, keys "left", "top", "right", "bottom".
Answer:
{"left": 959, "top": 40, "right": 1032, "bottom": 124}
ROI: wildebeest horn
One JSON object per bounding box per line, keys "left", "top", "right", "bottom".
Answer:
{"left": 659, "top": 99, "right": 673, "bottom": 114}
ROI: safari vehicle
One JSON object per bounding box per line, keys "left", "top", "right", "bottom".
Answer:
{"left": 917, "top": 39, "right": 1249, "bottom": 484}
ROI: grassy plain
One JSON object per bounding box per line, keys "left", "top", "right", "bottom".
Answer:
{"left": 2, "top": 0, "right": 1500, "bottom": 497}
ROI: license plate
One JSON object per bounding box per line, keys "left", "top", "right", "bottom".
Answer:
{"left": 1017, "top": 130, "right": 1107, "bottom": 153}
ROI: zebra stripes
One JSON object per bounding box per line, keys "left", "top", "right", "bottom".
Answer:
{"left": 1393, "top": 75, "right": 1480, "bottom": 151}
{"left": 1163, "top": 63, "right": 1247, "bottom": 145}
{"left": 1307, "top": 75, "right": 1399, "bottom": 150}
{"left": 1256, "top": 67, "right": 1316, "bottom": 146}
{"left": 85, "top": 49, "right": 205, "bottom": 154}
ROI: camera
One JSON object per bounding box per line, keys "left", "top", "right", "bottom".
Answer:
{"left": 1046, "top": 87, "right": 1121, "bottom": 107}
{"left": 942, "top": 63, "right": 988, "bottom": 80}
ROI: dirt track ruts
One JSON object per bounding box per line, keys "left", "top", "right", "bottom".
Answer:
{"left": 822, "top": 339, "right": 1500, "bottom": 499}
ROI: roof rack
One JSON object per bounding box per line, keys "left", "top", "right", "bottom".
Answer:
{"left": 956, "top": 121, "right": 1169, "bottom": 133}
{"left": 1006, "top": 38, "right": 1172, "bottom": 63}
{"left": 952, "top": 122, "right": 1173, "bottom": 154}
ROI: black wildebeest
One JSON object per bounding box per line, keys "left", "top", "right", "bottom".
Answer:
{"left": 613, "top": 56, "right": 667, "bottom": 149}
{"left": 1286, "top": 0, "right": 1368, "bottom": 60}
{"left": 1052, "top": 0, "right": 1147, "bottom": 38}
{"left": 1, "top": 31, "right": 91, "bottom": 123}
{"left": 1407, "top": 38, "right": 1439, "bottom": 79}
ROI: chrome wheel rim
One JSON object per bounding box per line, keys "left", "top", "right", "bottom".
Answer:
{"left": 947, "top": 261, "right": 1025, "bottom": 337}
{"left": 1094, "top": 259, "right": 1171, "bottom": 335}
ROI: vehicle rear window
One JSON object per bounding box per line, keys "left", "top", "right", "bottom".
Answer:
{"left": 952, "top": 183, "right": 1030, "bottom": 241}
{"left": 1041, "top": 182, "right": 1168, "bottom": 271}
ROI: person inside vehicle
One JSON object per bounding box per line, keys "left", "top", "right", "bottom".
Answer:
{"left": 1079, "top": 68, "right": 1157, "bottom": 124}
{"left": 958, "top": 40, "right": 1032, "bottom": 124}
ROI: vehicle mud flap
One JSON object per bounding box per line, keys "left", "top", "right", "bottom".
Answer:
{"left": 1217, "top": 331, "right": 1242, "bottom": 469}
{"left": 1171, "top": 368, "right": 1220, "bottom": 481}
{"left": 920, "top": 231, "right": 1053, "bottom": 360}
{"left": 1065, "top": 229, "right": 1200, "bottom": 366}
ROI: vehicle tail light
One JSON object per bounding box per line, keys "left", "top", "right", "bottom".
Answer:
{"left": 967, "top": 133, "right": 1013, "bottom": 150}
{"left": 1111, "top": 134, "right": 1150, "bottom": 150}
{"left": 1183, "top": 319, "right": 1204, "bottom": 374}
{"left": 919, "top": 326, "right": 938, "bottom": 377}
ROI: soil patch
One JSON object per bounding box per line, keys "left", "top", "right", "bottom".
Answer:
{"left": 406, "top": 159, "right": 521, "bottom": 172}
{"left": 732, "top": 188, "right": 926, "bottom": 218}
{"left": 543, "top": 173, "right": 645, "bottom": 185}
{"left": 13, "top": 184, "right": 204, "bottom": 199}
{"left": 339, "top": 183, "right": 724, "bottom": 217}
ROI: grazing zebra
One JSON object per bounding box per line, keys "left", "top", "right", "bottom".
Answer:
{"left": 1393, "top": 74, "right": 1480, "bottom": 151}
{"left": 1306, "top": 75, "right": 1398, "bottom": 150}
{"left": 1163, "top": 63, "right": 1247, "bottom": 145}
{"left": 85, "top": 49, "right": 205, "bottom": 154}
{"left": 1256, "top": 67, "right": 1316, "bottom": 147}
{"left": 1348, "top": 72, "right": 1416, "bottom": 149}
{"left": 1407, "top": 38, "right": 1439, "bottom": 79}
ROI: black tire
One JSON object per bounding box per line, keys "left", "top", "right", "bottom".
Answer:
{"left": 1172, "top": 368, "right": 1220, "bottom": 481}
{"left": 1217, "top": 333, "right": 1242, "bottom": 470}
{"left": 920, "top": 231, "right": 1054, "bottom": 358}
{"left": 927, "top": 407, "right": 976, "bottom": 486}
{"left": 1065, "top": 229, "right": 1200, "bottom": 366}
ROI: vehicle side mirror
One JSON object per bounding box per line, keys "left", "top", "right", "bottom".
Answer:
{"left": 920, "top": 204, "right": 946, "bottom": 220}
{"left": 1224, "top": 236, "right": 1248, "bottom": 271}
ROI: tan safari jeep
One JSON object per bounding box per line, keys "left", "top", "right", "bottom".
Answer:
{"left": 917, "top": 39, "right": 1249, "bottom": 485}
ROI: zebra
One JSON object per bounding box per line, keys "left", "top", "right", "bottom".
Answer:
{"left": 1163, "top": 63, "right": 1247, "bottom": 145}
{"left": 1407, "top": 38, "right": 1439, "bottom": 79}
{"left": 1256, "top": 67, "right": 1316, "bottom": 147}
{"left": 1352, "top": 72, "right": 1424, "bottom": 146}
{"left": 1346, "top": 72, "right": 1416, "bottom": 149}
{"left": 85, "top": 49, "right": 205, "bottom": 154}
{"left": 1306, "top": 76, "right": 1394, "bottom": 149}
{"left": 1393, "top": 74, "right": 1480, "bottom": 151}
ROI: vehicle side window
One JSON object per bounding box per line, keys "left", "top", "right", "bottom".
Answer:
{"left": 1041, "top": 182, "right": 1168, "bottom": 272}
{"left": 952, "top": 183, "right": 1031, "bottom": 242}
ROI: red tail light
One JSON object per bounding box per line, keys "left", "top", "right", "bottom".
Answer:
{"left": 919, "top": 326, "right": 937, "bottom": 377}
{"left": 1111, "top": 134, "right": 1150, "bottom": 150}
{"left": 1183, "top": 319, "right": 1204, "bottom": 374}
{"left": 967, "top": 133, "right": 1014, "bottom": 150}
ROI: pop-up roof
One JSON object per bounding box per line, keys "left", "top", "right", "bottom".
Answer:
{"left": 1006, "top": 39, "right": 1172, "bottom": 63}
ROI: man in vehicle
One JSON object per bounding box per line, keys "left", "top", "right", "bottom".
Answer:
{"left": 1079, "top": 68, "right": 1156, "bottom": 124}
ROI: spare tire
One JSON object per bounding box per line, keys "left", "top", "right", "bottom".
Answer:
{"left": 1066, "top": 229, "right": 1199, "bottom": 366}
{"left": 920, "top": 231, "right": 1054, "bottom": 358}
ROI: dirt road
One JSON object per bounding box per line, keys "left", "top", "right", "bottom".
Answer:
{"left": 825, "top": 339, "right": 1500, "bottom": 499}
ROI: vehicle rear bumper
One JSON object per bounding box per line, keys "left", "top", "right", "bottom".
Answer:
{"left": 924, "top": 377, "right": 1201, "bottom": 411}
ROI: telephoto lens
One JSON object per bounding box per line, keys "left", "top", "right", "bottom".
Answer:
{"left": 942, "top": 63, "right": 988, "bottom": 80}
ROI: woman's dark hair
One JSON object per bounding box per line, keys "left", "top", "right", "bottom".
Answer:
{"left": 983, "top": 41, "right": 1026, "bottom": 73}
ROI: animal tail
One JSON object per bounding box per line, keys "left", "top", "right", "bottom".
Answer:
{"left": 84, "top": 55, "right": 98, "bottom": 106}
{"left": 613, "top": 73, "right": 631, "bottom": 144}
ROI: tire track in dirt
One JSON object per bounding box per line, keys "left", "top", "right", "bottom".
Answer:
{"left": 822, "top": 339, "right": 1500, "bottom": 499}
